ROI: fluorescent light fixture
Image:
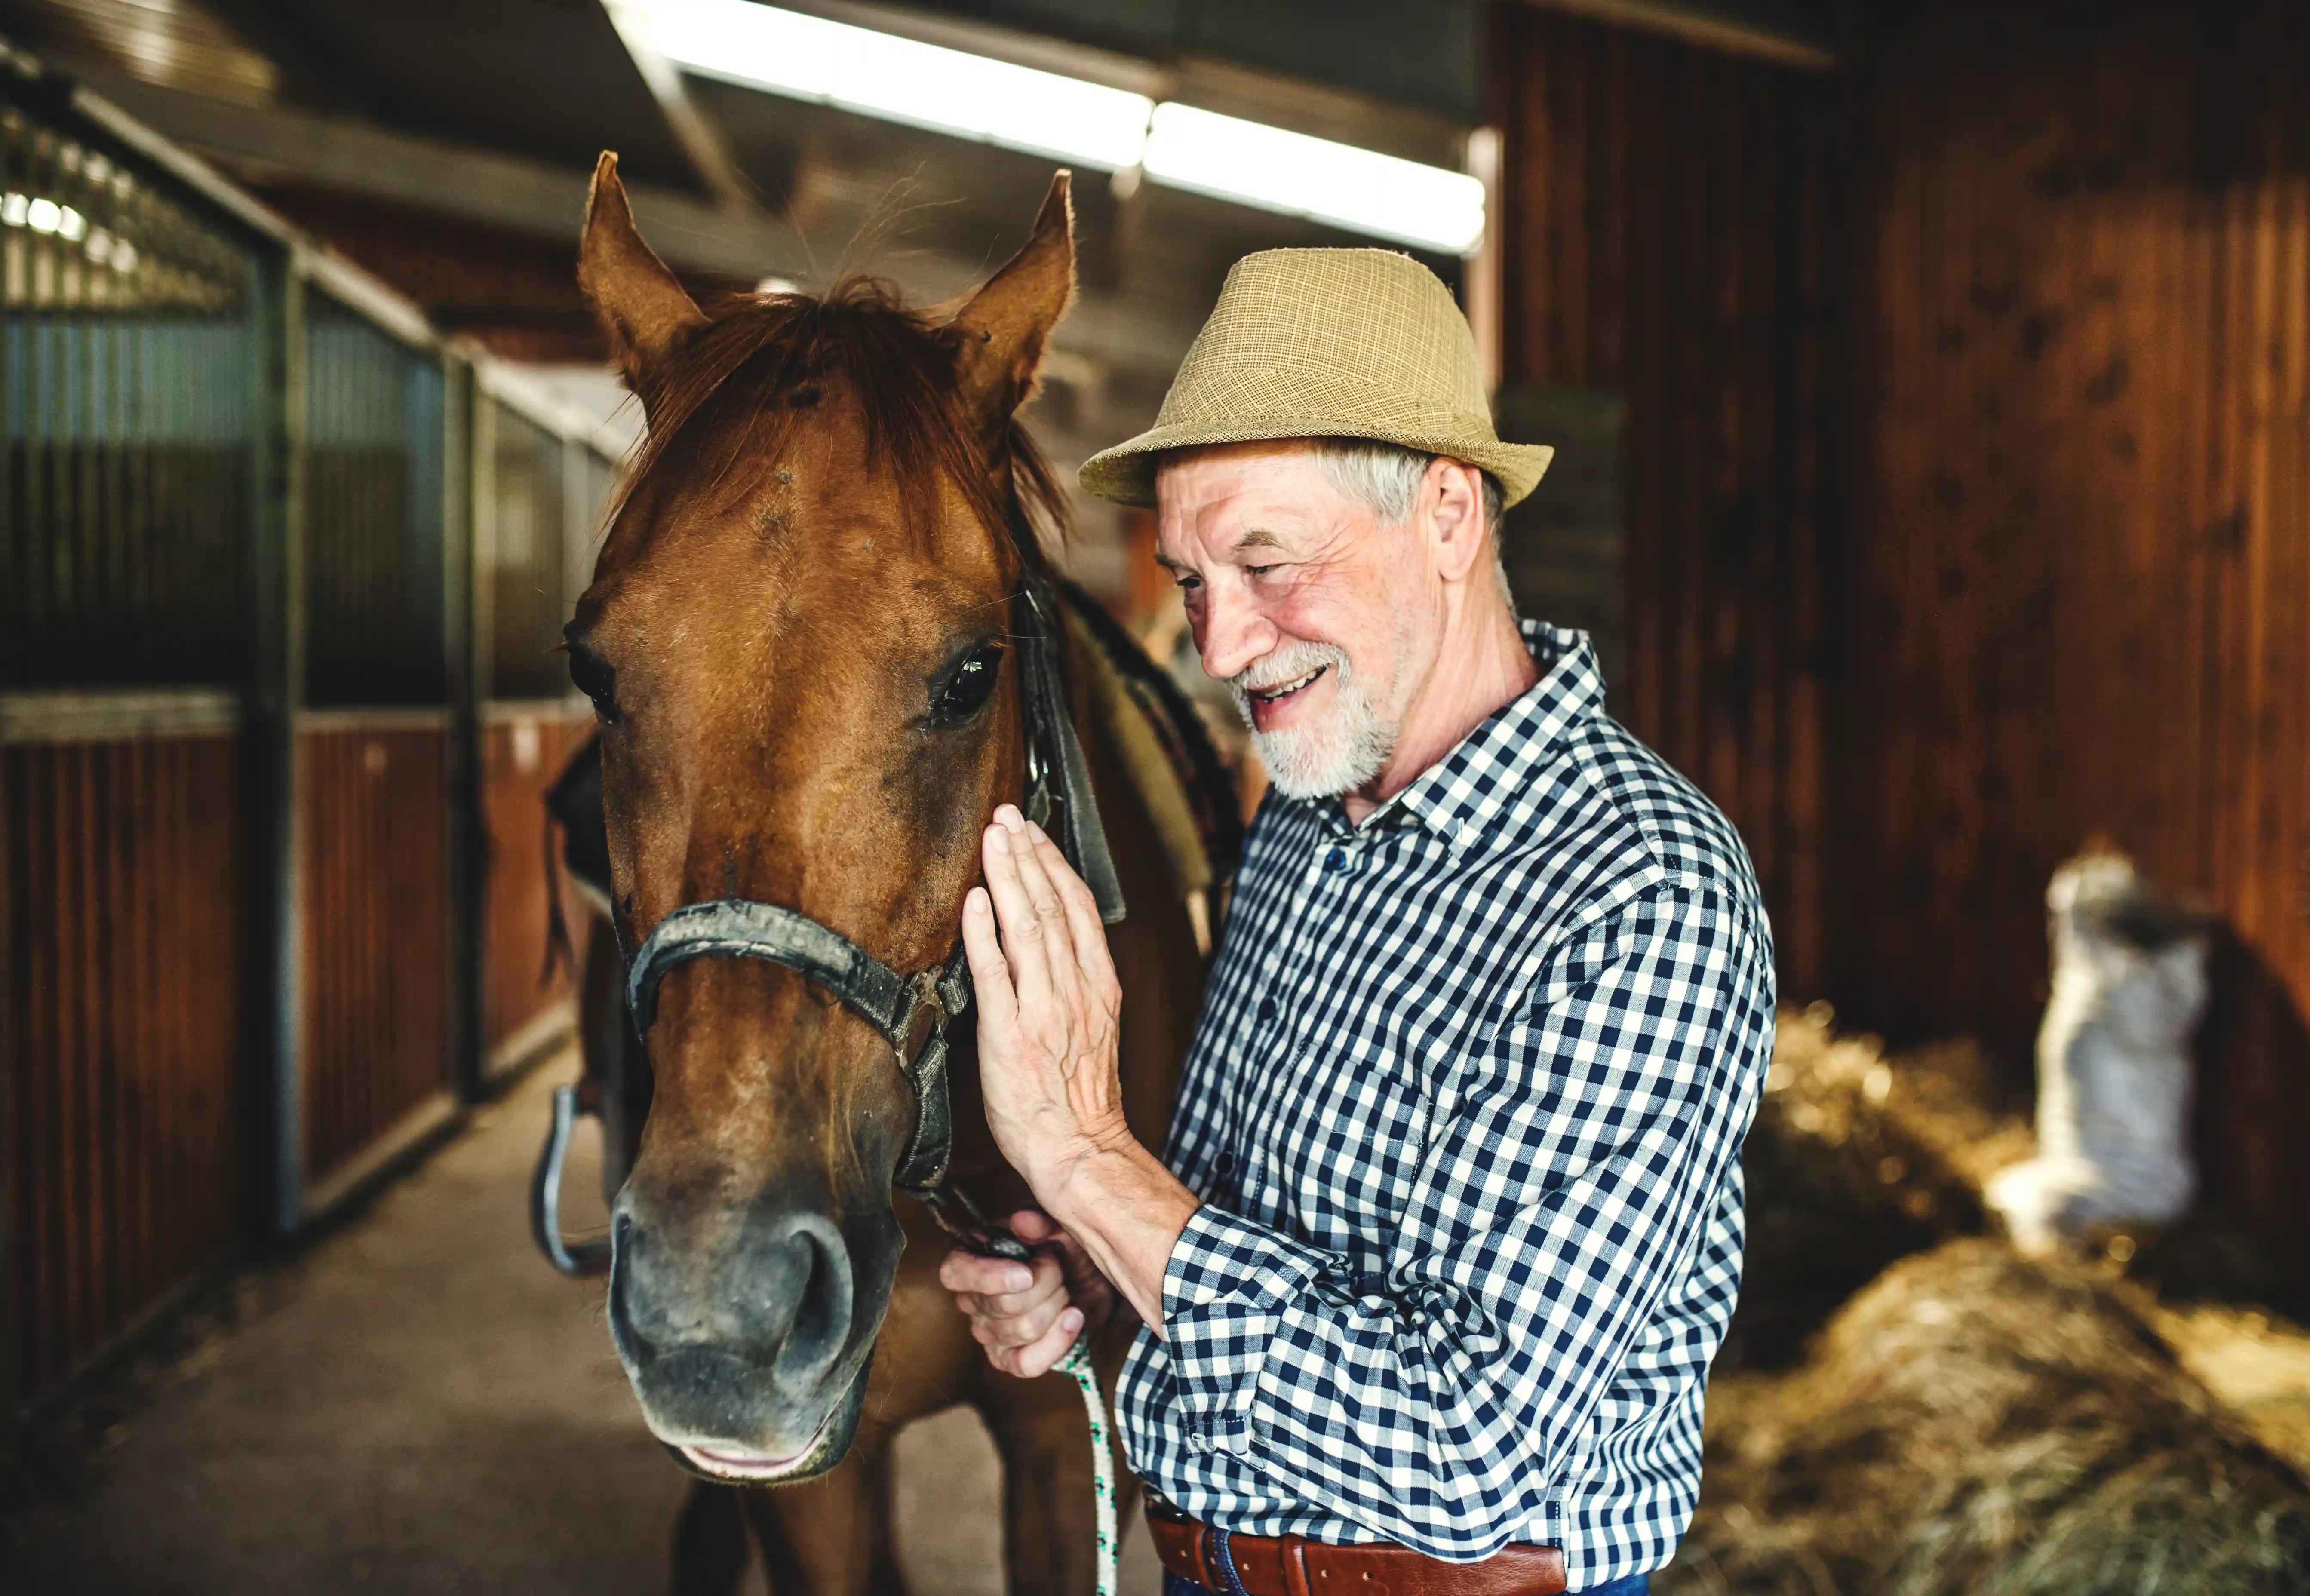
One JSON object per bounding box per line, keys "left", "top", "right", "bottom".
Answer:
{"left": 1143, "top": 104, "right": 1485, "bottom": 255}
{"left": 628, "top": 0, "right": 1154, "bottom": 170}
{"left": 620, "top": 1, "right": 1487, "bottom": 254}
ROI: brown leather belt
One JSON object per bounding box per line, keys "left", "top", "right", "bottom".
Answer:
{"left": 1145, "top": 1504, "right": 1567, "bottom": 1596}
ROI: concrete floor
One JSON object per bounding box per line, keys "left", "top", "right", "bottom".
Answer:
{"left": 9, "top": 1053, "right": 1164, "bottom": 1596}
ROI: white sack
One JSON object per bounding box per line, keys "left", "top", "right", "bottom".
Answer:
{"left": 1986, "top": 851, "right": 2211, "bottom": 1252}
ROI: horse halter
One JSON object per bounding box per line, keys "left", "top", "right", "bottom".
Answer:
{"left": 620, "top": 573, "right": 1127, "bottom": 1224}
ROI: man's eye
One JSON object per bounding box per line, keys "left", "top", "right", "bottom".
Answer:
{"left": 1245, "top": 564, "right": 1278, "bottom": 577}
{"left": 933, "top": 644, "right": 1003, "bottom": 721}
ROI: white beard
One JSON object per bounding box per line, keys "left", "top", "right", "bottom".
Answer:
{"left": 1227, "top": 641, "right": 1399, "bottom": 800}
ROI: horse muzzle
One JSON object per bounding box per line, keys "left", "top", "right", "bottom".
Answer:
{"left": 661, "top": 1362, "right": 869, "bottom": 1485}
{"left": 607, "top": 1194, "right": 894, "bottom": 1482}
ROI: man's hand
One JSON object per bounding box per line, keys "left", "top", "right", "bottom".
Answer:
{"left": 961, "top": 805, "right": 1132, "bottom": 1192}
{"left": 938, "top": 1209, "right": 1124, "bottom": 1378}
{"left": 961, "top": 803, "right": 1203, "bottom": 1336}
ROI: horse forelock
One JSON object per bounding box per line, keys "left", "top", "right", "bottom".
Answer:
{"left": 602, "top": 273, "right": 1070, "bottom": 566}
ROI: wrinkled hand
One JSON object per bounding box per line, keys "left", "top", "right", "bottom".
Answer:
{"left": 938, "top": 1209, "right": 1124, "bottom": 1378}
{"left": 961, "top": 804, "right": 1131, "bottom": 1194}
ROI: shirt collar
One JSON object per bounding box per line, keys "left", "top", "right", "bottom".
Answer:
{"left": 1310, "top": 621, "right": 1603, "bottom": 852}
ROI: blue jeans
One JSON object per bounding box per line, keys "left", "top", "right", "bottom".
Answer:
{"left": 1164, "top": 1567, "right": 1648, "bottom": 1596}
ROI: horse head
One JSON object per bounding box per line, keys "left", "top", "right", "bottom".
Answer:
{"left": 567, "top": 152, "right": 1076, "bottom": 1483}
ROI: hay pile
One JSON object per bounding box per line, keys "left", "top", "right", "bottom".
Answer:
{"left": 1669, "top": 1242, "right": 2310, "bottom": 1595}
{"left": 1663, "top": 1012, "right": 2310, "bottom": 1595}
{"left": 2159, "top": 1302, "right": 2310, "bottom": 1479}
{"left": 1722, "top": 1008, "right": 2031, "bottom": 1370}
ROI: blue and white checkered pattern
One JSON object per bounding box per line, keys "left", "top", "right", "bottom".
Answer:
{"left": 1117, "top": 623, "right": 1776, "bottom": 1594}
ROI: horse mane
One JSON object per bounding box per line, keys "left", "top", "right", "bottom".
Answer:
{"left": 605, "top": 273, "right": 1070, "bottom": 563}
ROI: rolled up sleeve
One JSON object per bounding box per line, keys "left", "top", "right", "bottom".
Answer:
{"left": 1154, "top": 885, "right": 1775, "bottom": 1559}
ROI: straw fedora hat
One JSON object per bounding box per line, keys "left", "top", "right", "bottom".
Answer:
{"left": 1078, "top": 247, "right": 1552, "bottom": 509}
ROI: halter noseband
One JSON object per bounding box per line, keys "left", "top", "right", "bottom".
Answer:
{"left": 620, "top": 573, "right": 1127, "bottom": 1220}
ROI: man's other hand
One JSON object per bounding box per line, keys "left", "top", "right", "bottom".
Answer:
{"left": 938, "top": 1209, "right": 1123, "bottom": 1378}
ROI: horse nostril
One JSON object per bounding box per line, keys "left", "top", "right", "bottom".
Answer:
{"left": 606, "top": 1211, "right": 645, "bottom": 1362}
{"left": 773, "top": 1219, "right": 854, "bottom": 1390}
{"left": 605, "top": 1197, "right": 863, "bottom": 1397}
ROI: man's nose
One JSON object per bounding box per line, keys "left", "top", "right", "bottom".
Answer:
{"left": 1194, "top": 582, "right": 1279, "bottom": 684}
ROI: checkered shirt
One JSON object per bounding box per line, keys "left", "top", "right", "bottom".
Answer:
{"left": 1116, "top": 623, "right": 1776, "bottom": 1592}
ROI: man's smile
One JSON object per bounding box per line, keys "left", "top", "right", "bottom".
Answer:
{"left": 1247, "top": 663, "right": 1329, "bottom": 726}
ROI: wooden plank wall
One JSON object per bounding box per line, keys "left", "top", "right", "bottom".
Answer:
{"left": 1833, "top": 0, "right": 2310, "bottom": 1286}
{"left": 481, "top": 708, "right": 585, "bottom": 1065}
{"left": 297, "top": 720, "right": 452, "bottom": 1188}
{"left": 0, "top": 734, "right": 245, "bottom": 1405}
{"left": 1490, "top": 6, "right": 1833, "bottom": 997}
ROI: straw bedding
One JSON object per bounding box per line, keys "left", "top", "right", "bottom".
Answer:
{"left": 1662, "top": 1012, "right": 2310, "bottom": 1595}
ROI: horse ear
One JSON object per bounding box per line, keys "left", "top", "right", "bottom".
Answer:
{"left": 949, "top": 170, "right": 1075, "bottom": 428}
{"left": 579, "top": 152, "right": 707, "bottom": 404}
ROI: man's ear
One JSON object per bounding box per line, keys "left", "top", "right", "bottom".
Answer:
{"left": 578, "top": 151, "right": 707, "bottom": 409}
{"left": 1423, "top": 457, "right": 1489, "bottom": 582}
{"left": 948, "top": 170, "right": 1075, "bottom": 436}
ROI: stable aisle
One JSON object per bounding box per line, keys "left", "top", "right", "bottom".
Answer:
{"left": 12, "top": 1055, "right": 1159, "bottom": 1596}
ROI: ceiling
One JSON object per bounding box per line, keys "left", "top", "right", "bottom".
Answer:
{"left": 0, "top": 0, "right": 1880, "bottom": 566}
{"left": 0, "top": 0, "right": 1493, "bottom": 328}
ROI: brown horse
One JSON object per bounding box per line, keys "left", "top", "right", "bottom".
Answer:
{"left": 568, "top": 154, "right": 1211, "bottom": 1596}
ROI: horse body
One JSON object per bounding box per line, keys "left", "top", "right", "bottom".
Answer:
{"left": 566, "top": 155, "right": 1210, "bottom": 1596}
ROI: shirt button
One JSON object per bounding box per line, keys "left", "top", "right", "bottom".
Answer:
{"left": 1324, "top": 847, "right": 1348, "bottom": 872}
{"left": 1215, "top": 1153, "right": 1235, "bottom": 1174}
{"left": 1256, "top": 996, "right": 1278, "bottom": 1023}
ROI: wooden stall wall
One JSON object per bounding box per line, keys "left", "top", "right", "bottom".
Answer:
{"left": 3, "top": 88, "right": 269, "bottom": 1406}
{"left": 480, "top": 706, "right": 585, "bottom": 1074}
{"left": 290, "top": 292, "right": 459, "bottom": 1210}
{"left": 1490, "top": 6, "right": 1833, "bottom": 996}
{"left": 0, "top": 728, "right": 246, "bottom": 1405}
{"left": 2, "top": 73, "right": 631, "bottom": 1406}
{"left": 1833, "top": 0, "right": 2310, "bottom": 1289}
{"left": 295, "top": 718, "right": 452, "bottom": 1193}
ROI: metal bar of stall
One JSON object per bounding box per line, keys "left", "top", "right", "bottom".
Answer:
{"left": 444, "top": 353, "right": 483, "bottom": 1106}
{"left": 253, "top": 249, "right": 305, "bottom": 1242}
{"left": 469, "top": 378, "right": 498, "bottom": 721}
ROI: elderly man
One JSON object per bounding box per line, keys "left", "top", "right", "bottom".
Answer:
{"left": 941, "top": 249, "right": 1774, "bottom": 1596}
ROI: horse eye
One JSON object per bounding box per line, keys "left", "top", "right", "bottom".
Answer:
{"left": 568, "top": 645, "right": 621, "bottom": 724}
{"left": 933, "top": 644, "right": 1003, "bottom": 721}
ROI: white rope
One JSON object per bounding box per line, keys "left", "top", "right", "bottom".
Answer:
{"left": 1056, "top": 1337, "right": 1118, "bottom": 1596}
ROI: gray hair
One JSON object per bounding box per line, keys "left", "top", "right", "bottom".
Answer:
{"left": 1309, "top": 438, "right": 1516, "bottom": 614}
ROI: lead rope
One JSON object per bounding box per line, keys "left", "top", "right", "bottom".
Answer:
{"left": 937, "top": 1203, "right": 1116, "bottom": 1596}
{"left": 1057, "top": 1336, "right": 1119, "bottom": 1596}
